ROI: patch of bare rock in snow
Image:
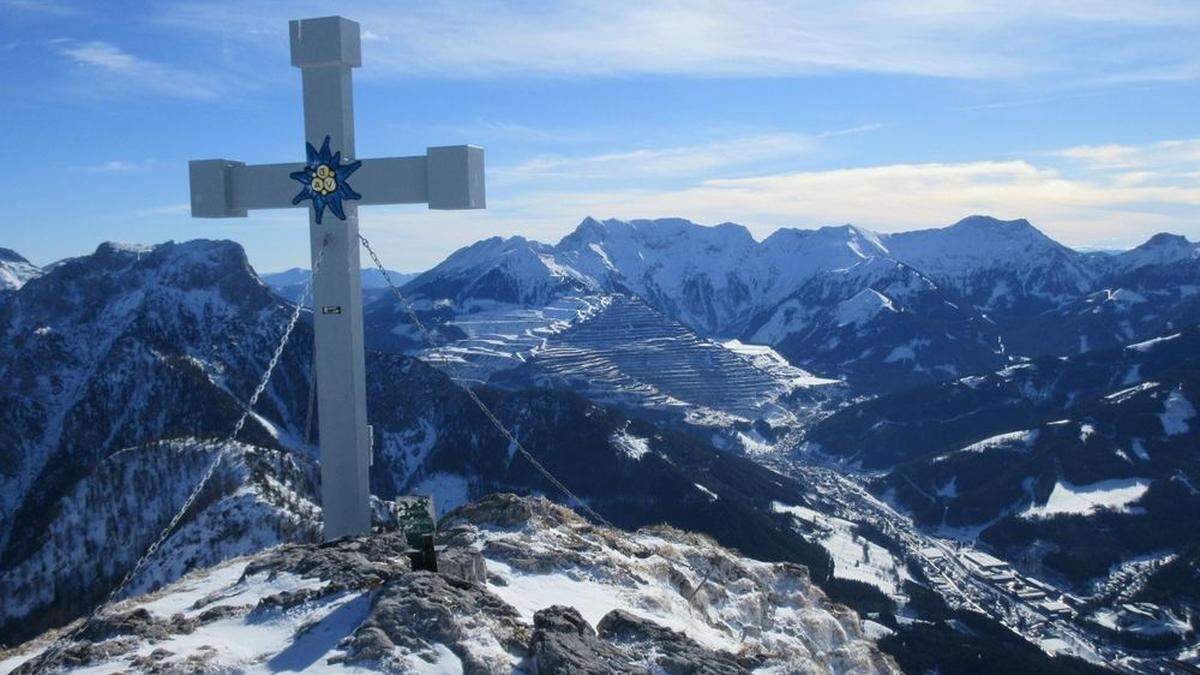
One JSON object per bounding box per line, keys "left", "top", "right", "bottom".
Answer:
{"left": 1, "top": 494, "right": 899, "bottom": 674}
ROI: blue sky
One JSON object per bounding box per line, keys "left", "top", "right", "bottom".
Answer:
{"left": 1, "top": 0, "right": 1197, "bottom": 273}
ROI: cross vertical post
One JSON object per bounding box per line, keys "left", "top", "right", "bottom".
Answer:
{"left": 290, "top": 16, "right": 370, "bottom": 540}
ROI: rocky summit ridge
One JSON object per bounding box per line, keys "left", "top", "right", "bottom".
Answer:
{"left": 0, "top": 494, "right": 899, "bottom": 674}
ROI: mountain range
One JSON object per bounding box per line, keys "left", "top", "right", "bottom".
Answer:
{"left": 374, "top": 216, "right": 1199, "bottom": 399}
{"left": 2, "top": 213, "right": 1198, "bottom": 672}
{"left": 0, "top": 240, "right": 835, "bottom": 650}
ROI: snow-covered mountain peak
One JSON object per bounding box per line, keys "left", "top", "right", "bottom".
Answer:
{"left": 949, "top": 214, "right": 1040, "bottom": 235}
{"left": 880, "top": 216, "right": 1098, "bottom": 311}
{"left": 1116, "top": 232, "right": 1199, "bottom": 270}
{"left": 1139, "top": 232, "right": 1190, "bottom": 249}
{"left": 404, "top": 235, "right": 593, "bottom": 310}
{"left": 0, "top": 247, "right": 39, "bottom": 291}
{"left": 761, "top": 224, "right": 889, "bottom": 267}
{"left": 889, "top": 215, "right": 1061, "bottom": 259}
{"left": 96, "top": 240, "right": 155, "bottom": 255}
{"left": 0, "top": 247, "right": 28, "bottom": 264}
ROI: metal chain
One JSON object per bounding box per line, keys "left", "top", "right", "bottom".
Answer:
{"left": 35, "top": 237, "right": 331, "bottom": 669}
{"left": 359, "top": 233, "right": 614, "bottom": 529}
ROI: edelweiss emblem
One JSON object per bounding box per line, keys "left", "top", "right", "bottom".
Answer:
{"left": 290, "top": 135, "right": 362, "bottom": 223}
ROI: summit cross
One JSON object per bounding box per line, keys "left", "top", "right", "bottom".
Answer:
{"left": 188, "top": 15, "right": 485, "bottom": 541}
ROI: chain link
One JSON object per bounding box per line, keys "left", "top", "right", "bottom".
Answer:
{"left": 359, "top": 233, "right": 614, "bottom": 529}
{"left": 36, "top": 237, "right": 331, "bottom": 669}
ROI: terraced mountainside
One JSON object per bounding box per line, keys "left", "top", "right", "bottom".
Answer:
{"left": 497, "top": 295, "right": 834, "bottom": 425}
{"left": 366, "top": 288, "right": 834, "bottom": 437}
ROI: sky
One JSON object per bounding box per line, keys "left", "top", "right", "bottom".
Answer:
{"left": 1, "top": 0, "right": 1197, "bottom": 273}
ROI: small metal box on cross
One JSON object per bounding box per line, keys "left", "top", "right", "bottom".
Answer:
{"left": 188, "top": 15, "right": 485, "bottom": 541}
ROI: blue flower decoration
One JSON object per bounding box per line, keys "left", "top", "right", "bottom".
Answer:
{"left": 290, "top": 135, "right": 362, "bottom": 223}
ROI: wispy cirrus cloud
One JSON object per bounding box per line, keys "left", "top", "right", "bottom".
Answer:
{"left": 498, "top": 132, "right": 821, "bottom": 184}
{"left": 56, "top": 40, "right": 223, "bottom": 100}
{"left": 0, "top": 0, "right": 77, "bottom": 15}
{"left": 154, "top": 0, "right": 1200, "bottom": 85}
{"left": 498, "top": 124, "right": 885, "bottom": 184}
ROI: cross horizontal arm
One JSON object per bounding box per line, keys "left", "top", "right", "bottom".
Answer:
{"left": 189, "top": 145, "right": 484, "bottom": 218}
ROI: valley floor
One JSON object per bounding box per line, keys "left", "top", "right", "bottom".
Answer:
{"left": 768, "top": 447, "right": 1197, "bottom": 674}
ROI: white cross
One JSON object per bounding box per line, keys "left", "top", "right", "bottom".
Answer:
{"left": 188, "top": 15, "right": 485, "bottom": 541}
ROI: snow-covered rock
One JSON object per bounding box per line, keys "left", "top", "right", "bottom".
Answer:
{"left": 1, "top": 495, "right": 900, "bottom": 674}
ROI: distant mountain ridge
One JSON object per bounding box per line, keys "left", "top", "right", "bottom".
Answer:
{"left": 379, "top": 215, "right": 1199, "bottom": 393}
{"left": 260, "top": 266, "right": 416, "bottom": 305}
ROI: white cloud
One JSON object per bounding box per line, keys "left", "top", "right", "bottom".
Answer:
{"left": 1052, "top": 139, "right": 1200, "bottom": 171}
{"left": 76, "top": 160, "right": 139, "bottom": 173}
{"left": 57, "top": 40, "right": 222, "bottom": 100}
{"left": 157, "top": 0, "right": 1200, "bottom": 84}
{"left": 498, "top": 132, "right": 819, "bottom": 184}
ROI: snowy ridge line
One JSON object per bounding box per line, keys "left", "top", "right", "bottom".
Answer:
{"left": 36, "top": 238, "right": 331, "bottom": 667}
{"left": 360, "top": 233, "right": 615, "bottom": 529}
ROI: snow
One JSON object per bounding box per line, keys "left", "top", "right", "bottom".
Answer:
{"left": 943, "top": 429, "right": 1038, "bottom": 458}
{"left": 861, "top": 620, "right": 895, "bottom": 640}
{"left": 1104, "top": 288, "right": 1148, "bottom": 305}
{"left": 935, "top": 477, "right": 958, "bottom": 499}
{"left": 477, "top": 515, "right": 892, "bottom": 672}
{"left": 1158, "top": 387, "right": 1195, "bottom": 436}
{"left": 1021, "top": 478, "right": 1152, "bottom": 518}
{"left": 881, "top": 216, "right": 1094, "bottom": 303}
{"left": 396, "top": 643, "right": 464, "bottom": 674}
{"left": 772, "top": 502, "right": 911, "bottom": 599}
{"left": 693, "top": 483, "right": 719, "bottom": 501}
{"left": 611, "top": 429, "right": 651, "bottom": 460}
{"left": 411, "top": 472, "right": 472, "bottom": 516}
{"left": 486, "top": 558, "right": 630, "bottom": 630}
{"left": 1, "top": 554, "right": 375, "bottom": 675}
{"left": 750, "top": 298, "right": 809, "bottom": 344}
{"left": 1079, "top": 423, "right": 1096, "bottom": 442}
{"left": 1091, "top": 604, "right": 1191, "bottom": 637}
{"left": 721, "top": 339, "right": 840, "bottom": 388}
{"left": 833, "top": 289, "right": 897, "bottom": 327}
{"left": 1105, "top": 381, "right": 1159, "bottom": 403}
{"left": 0, "top": 258, "right": 40, "bottom": 291}
{"left": 1125, "top": 332, "right": 1181, "bottom": 352}
{"left": 1131, "top": 438, "right": 1150, "bottom": 461}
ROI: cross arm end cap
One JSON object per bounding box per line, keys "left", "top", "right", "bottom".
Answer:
{"left": 427, "top": 145, "right": 486, "bottom": 210}
{"left": 189, "top": 159, "right": 247, "bottom": 218}
{"left": 290, "top": 16, "right": 362, "bottom": 68}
